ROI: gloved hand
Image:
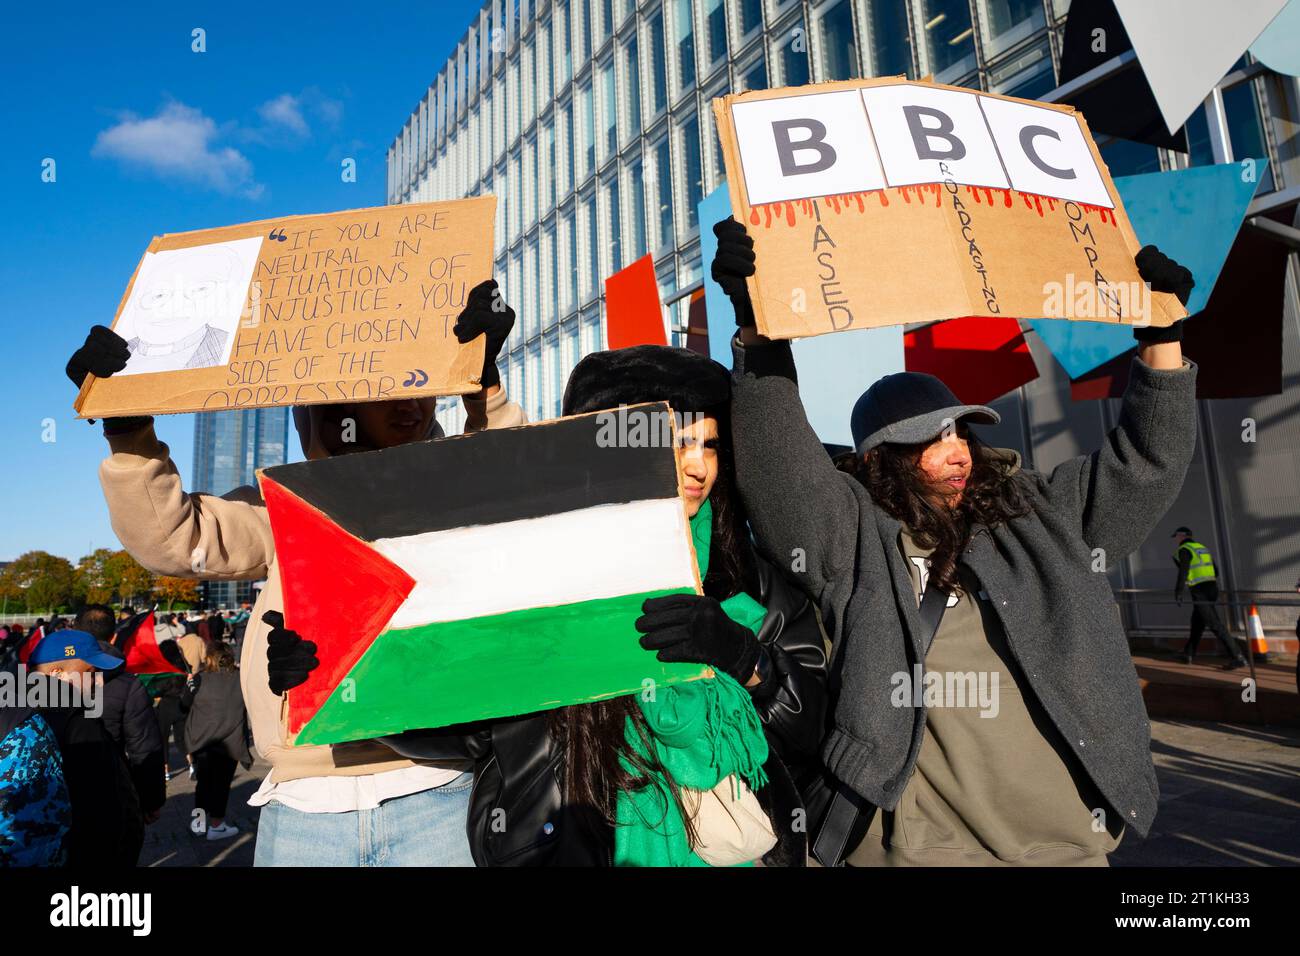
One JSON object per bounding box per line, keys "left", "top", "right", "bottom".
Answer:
{"left": 453, "top": 279, "right": 515, "bottom": 390}
{"left": 635, "top": 594, "right": 761, "bottom": 684}
{"left": 65, "top": 325, "right": 154, "bottom": 435}
{"left": 263, "top": 610, "right": 319, "bottom": 696}
{"left": 711, "top": 217, "right": 757, "bottom": 328}
{"left": 1133, "top": 244, "right": 1194, "bottom": 344}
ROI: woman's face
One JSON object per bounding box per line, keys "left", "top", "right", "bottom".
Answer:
{"left": 915, "top": 423, "right": 972, "bottom": 508}
{"left": 675, "top": 413, "right": 720, "bottom": 519}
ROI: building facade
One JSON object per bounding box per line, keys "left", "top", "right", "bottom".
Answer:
{"left": 191, "top": 408, "right": 289, "bottom": 607}
{"left": 391, "top": 0, "right": 1300, "bottom": 640}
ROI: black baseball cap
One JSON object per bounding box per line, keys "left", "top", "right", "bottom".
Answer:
{"left": 850, "top": 372, "right": 999, "bottom": 454}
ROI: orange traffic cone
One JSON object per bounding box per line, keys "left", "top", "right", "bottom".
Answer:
{"left": 1246, "top": 605, "right": 1269, "bottom": 661}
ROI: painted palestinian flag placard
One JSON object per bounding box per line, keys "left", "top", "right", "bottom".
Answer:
{"left": 258, "top": 402, "right": 706, "bottom": 747}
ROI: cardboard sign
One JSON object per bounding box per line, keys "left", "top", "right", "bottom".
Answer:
{"left": 700, "top": 181, "right": 905, "bottom": 446}
{"left": 258, "top": 403, "right": 706, "bottom": 746}
{"left": 75, "top": 198, "right": 497, "bottom": 418}
{"left": 711, "top": 78, "right": 1187, "bottom": 340}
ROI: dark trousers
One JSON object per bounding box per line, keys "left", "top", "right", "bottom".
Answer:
{"left": 1182, "top": 582, "right": 1243, "bottom": 661}
{"left": 156, "top": 696, "right": 188, "bottom": 771}
{"left": 193, "top": 748, "right": 237, "bottom": 819}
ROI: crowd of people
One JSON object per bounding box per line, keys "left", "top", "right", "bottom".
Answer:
{"left": 0, "top": 230, "right": 1241, "bottom": 868}
{"left": 0, "top": 605, "right": 252, "bottom": 864}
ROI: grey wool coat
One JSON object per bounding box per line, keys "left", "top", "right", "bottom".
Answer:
{"left": 731, "top": 337, "right": 1198, "bottom": 837}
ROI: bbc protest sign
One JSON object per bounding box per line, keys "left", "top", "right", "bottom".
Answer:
{"left": 74, "top": 197, "right": 496, "bottom": 419}
{"left": 711, "top": 78, "right": 1187, "bottom": 339}
{"left": 259, "top": 403, "right": 707, "bottom": 745}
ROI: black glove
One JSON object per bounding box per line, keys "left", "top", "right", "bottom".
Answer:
{"left": 635, "top": 594, "right": 761, "bottom": 684}
{"left": 67, "top": 324, "right": 130, "bottom": 388}
{"left": 1133, "top": 244, "right": 1194, "bottom": 344}
{"left": 452, "top": 279, "right": 515, "bottom": 390}
{"left": 66, "top": 325, "right": 154, "bottom": 435}
{"left": 711, "top": 217, "right": 757, "bottom": 328}
{"left": 263, "top": 610, "right": 319, "bottom": 696}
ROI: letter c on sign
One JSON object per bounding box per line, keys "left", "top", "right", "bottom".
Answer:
{"left": 771, "top": 119, "right": 837, "bottom": 176}
{"left": 1019, "top": 126, "right": 1077, "bottom": 180}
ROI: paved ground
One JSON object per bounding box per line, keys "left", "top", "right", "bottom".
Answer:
{"left": 140, "top": 720, "right": 1300, "bottom": 868}
{"left": 1113, "top": 720, "right": 1300, "bottom": 866}
{"left": 139, "top": 745, "right": 267, "bottom": 867}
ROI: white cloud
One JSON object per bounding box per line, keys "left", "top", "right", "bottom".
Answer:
{"left": 92, "top": 102, "right": 261, "bottom": 197}
{"left": 258, "top": 93, "right": 309, "bottom": 136}
{"left": 307, "top": 90, "right": 344, "bottom": 128}
{"left": 249, "top": 88, "right": 343, "bottom": 143}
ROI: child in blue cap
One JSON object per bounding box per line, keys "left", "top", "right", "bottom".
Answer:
{"left": 28, "top": 630, "right": 144, "bottom": 866}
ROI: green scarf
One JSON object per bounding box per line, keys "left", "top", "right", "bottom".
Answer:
{"left": 613, "top": 498, "right": 770, "bottom": 867}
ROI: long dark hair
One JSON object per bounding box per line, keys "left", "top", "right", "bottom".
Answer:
{"left": 547, "top": 404, "right": 755, "bottom": 843}
{"left": 837, "top": 432, "right": 1033, "bottom": 593}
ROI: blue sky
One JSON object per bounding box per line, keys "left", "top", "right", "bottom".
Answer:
{"left": 1, "top": 1, "right": 484, "bottom": 563}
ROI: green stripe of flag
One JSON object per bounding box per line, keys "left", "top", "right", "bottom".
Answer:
{"left": 294, "top": 589, "right": 708, "bottom": 746}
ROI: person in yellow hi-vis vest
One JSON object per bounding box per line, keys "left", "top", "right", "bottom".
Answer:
{"left": 1173, "top": 527, "right": 1245, "bottom": 669}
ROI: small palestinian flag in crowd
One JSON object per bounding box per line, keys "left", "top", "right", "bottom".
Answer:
{"left": 260, "top": 402, "right": 706, "bottom": 747}
{"left": 116, "top": 609, "right": 184, "bottom": 677}
{"left": 16, "top": 626, "right": 44, "bottom": 663}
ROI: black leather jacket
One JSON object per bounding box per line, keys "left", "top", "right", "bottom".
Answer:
{"left": 380, "top": 553, "right": 828, "bottom": 866}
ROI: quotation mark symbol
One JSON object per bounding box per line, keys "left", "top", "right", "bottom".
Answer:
{"left": 403, "top": 369, "right": 429, "bottom": 387}
{"left": 268, "top": 227, "right": 288, "bottom": 242}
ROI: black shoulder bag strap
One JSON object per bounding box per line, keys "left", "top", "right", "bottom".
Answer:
{"left": 811, "top": 577, "right": 949, "bottom": 867}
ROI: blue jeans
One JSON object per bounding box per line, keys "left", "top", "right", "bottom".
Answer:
{"left": 253, "top": 773, "right": 475, "bottom": 866}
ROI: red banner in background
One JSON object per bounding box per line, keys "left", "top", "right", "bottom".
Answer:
{"left": 904, "top": 316, "right": 1039, "bottom": 405}
{"left": 604, "top": 254, "right": 667, "bottom": 350}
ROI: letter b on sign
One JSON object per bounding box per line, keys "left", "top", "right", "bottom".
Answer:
{"left": 902, "top": 106, "right": 966, "bottom": 161}
{"left": 772, "top": 119, "right": 837, "bottom": 176}
{"left": 731, "top": 91, "right": 885, "bottom": 205}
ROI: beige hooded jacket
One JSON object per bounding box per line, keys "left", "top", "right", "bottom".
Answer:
{"left": 98, "top": 389, "right": 526, "bottom": 783}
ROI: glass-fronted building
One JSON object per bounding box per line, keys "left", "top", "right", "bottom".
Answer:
{"left": 191, "top": 408, "right": 289, "bottom": 607}
{"left": 390, "top": 0, "right": 1300, "bottom": 644}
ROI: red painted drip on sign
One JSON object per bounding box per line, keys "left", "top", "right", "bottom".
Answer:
{"left": 1075, "top": 202, "right": 1117, "bottom": 226}
{"left": 1020, "top": 192, "right": 1059, "bottom": 217}
{"left": 746, "top": 186, "right": 1117, "bottom": 227}
{"left": 896, "top": 184, "right": 945, "bottom": 208}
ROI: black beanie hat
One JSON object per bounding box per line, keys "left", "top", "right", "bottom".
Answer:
{"left": 562, "top": 345, "right": 731, "bottom": 416}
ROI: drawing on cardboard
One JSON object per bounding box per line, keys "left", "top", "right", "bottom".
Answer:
{"left": 116, "top": 236, "right": 262, "bottom": 376}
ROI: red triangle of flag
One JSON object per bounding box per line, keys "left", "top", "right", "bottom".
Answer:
{"left": 261, "top": 476, "right": 416, "bottom": 735}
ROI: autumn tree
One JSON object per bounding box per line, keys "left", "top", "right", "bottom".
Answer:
{"left": 3, "top": 551, "right": 77, "bottom": 614}
{"left": 75, "top": 548, "right": 119, "bottom": 605}
{"left": 154, "top": 576, "right": 200, "bottom": 611}
{"left": 105, "top": 550, "right": 155, "bottom": 607}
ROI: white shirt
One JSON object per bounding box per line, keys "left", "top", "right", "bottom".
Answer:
{"left": 247, "top": 765, "right": 464, "bottom": 813}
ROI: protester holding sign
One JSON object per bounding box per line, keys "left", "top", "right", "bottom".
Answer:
{"left": 267, "top": 346, "right": 828, "bottom": 866}
{"left": 64, "top": 279, "right": 524, "bottom": 867}
{"left": 714, "top": 216, "right": 1197, "bottom": 866}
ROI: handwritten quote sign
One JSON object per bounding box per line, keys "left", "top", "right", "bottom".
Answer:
{"left": 75, "top": 197, "right": 496, "bottom": 418}
{"left": 711, "top": 78, "right": 1186, "bottom": 339}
